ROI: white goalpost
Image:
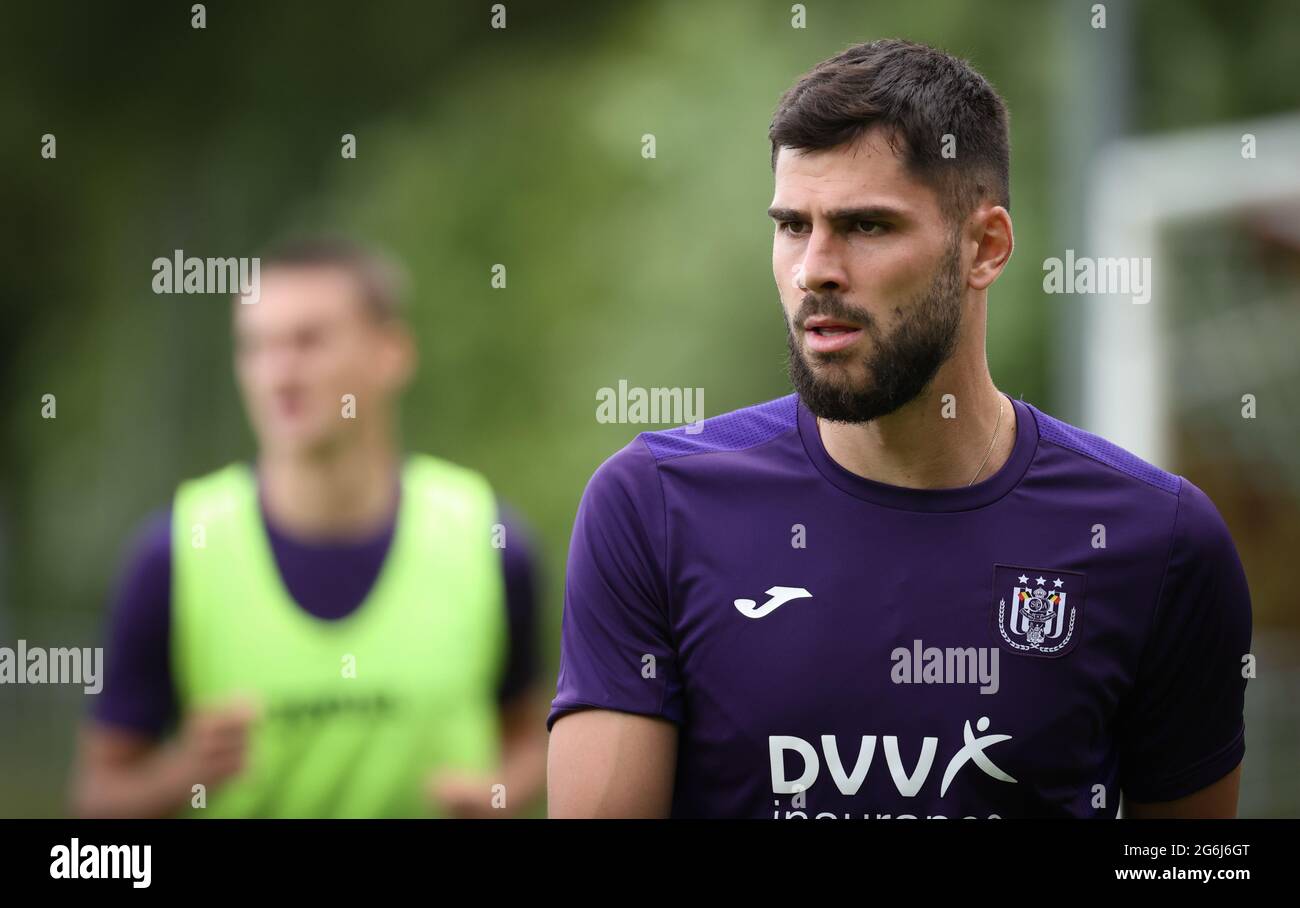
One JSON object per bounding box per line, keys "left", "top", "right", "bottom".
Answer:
{"left": 1083, "top": 112, "right": 1300, "bottom": 469}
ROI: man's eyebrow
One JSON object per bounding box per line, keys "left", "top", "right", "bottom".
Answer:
{"left": 766, "top": 205, "right": 908, "bottom": 222}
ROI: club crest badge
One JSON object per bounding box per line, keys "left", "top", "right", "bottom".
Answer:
{"left": 991, "top": 565, "right": 1086, "bottom": 658}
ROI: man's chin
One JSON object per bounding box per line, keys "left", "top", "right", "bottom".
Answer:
{"left": 262, "top": 425, "right": 344, "bottom": 459}
{"left": 800, "top": 394, "right": 901, "bottom": 425}
{"left": 790, "top": 364, "right": 908, "bottom": 424}
{"left": 802, "top": 353, "right": 864, "bottom": 379}
{"left": 799, "top": 356, "right": 873, "bottom": 394}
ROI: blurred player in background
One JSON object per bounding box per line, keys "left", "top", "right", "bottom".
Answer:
{"left": 72, "top": 238, "right": 547, "bottom": 817}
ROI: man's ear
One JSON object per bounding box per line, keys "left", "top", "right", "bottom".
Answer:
{"left": 968, "top": 205, "right": 1013, "bottom": 291}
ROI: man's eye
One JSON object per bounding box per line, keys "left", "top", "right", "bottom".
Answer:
{"left": 857, "top": 221, "right": 887, "bottom": 236}
{"left": 779, "top": 221, "right": 809, "bottom": 236}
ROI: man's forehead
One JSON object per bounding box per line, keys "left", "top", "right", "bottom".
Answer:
{"left": 771, "top": 131, "right": 935, "bottom": 216}
{"left": 774, "top": 127, "right": 903, "bottom": 175}
{"left": 235, "top": 268, "right": 357, "bottom": 326}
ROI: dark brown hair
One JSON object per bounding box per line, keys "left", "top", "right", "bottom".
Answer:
{"left": 769, "top": 39, "right": 1010, "bottom": 225}
{"left": 258, "top": 236, "right": 409, "bottom": 323}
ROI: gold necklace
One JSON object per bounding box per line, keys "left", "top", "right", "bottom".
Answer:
{"left": 967, "top": 397, "right": 1004, "bottom": 487}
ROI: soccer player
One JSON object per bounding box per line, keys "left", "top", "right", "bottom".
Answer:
{"left": 547, "top": 40, "right": 1252, "bottom": 819}
{"left": 72, "top": 239, "right": 547, "bottom": 818}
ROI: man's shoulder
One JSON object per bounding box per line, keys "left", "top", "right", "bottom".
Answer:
{"left": 637, "top": 393, "right": 800, "bottom": 462}
{"left": 126, "top": 507, "right": 173, "bottom": 573}
{"left": 1023, "top": 400, "right": 1182, "bottom": 498}
{"left": 1022, "top": 401, "right": 1241, "bottom": 560}
{"left": 108, "top": 507, "right": 174, "bottom": 623}
{"left": 580, "top": 394, "right": 802, "bottom": 517}
{"left": 405, "top": 451, "right": 491, "bottom": 486}
{"left": 617, "top": 393, "right": 801, "bottom": 466}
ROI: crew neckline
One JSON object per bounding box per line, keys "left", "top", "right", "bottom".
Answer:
{"left": 796, "top": 392, "right": 1039, "bottom": 512}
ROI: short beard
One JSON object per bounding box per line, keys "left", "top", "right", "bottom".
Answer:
{"left": 786, "top": 235, "right": 964, "bottom": 424}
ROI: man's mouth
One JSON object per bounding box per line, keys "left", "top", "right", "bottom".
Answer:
{"left": 272, "top": 391, "right": 308, "bottom": 419}
{"left": 803, "top": 316, "right": 864, "bottom": 353}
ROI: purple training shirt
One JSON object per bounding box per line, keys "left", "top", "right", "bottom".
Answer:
{"left": 94, "top": 485, "right": 540, "bottom": 737}
{"left": 549, "top": 393, "right": 1252, "bottom": 818}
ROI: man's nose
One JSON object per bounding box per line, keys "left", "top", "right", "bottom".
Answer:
{"left": 798, "top": 231, "right": 849, "bottom": 292}
{"left": 257, "top": 338, "right": 305, "bottom": 381}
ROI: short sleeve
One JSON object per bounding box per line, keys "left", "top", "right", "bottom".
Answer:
{"left": 1117, "top": 478, "right": 1252, "bottom": 802}
{"left": 90, "top": 509, "right": 178, "bottom": 737}
{"left": 547, "top": 438, "right": 683, "bottom": 730}
{"left": 494, "top": 501, "right": 542, "bottom": 705}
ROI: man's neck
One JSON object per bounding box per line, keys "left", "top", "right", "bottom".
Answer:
{"left": 257, "top": 436, "right": 401, "bottom": 541}
{"left": 817, "top": 374, "right": 1016, "bottom": 491}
